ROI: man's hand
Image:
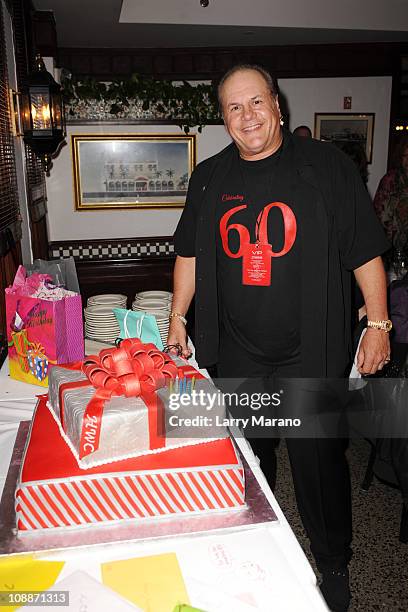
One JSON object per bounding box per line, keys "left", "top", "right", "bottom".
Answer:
{"left": 354, "top": 256, "right": 390, "bottom": 374}
{"left": 168, "top": 255, "right": 195, "bottom": 359}
{"left": 166, "top": 317, "right": 192, "bottom": 359}
{"left": 356, "top": 328, "right": 391, "bottom": 375}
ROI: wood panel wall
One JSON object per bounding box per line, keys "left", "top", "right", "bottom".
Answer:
{"left": 56, "top": 42, "right": 404, "bottom": 81}
{"left": 75, "top": 256, "right": 175, "bottom": 306}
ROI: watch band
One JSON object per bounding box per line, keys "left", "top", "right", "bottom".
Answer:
{"left": 366, "top": 319, "right": 393, "bottom": 332}
{"left": 169, "top": 312, "right": 187, "bottom": 325}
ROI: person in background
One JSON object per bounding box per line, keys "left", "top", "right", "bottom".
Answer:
{"left": 293, "top": 124, "right": 312, "bottom": 138}
{"left": 336, "top": 141, "right": 369, "bottom": 187}
{"left": 335, "top": 141, "right": 369, "bottom": 319}
{"left": 373, "top": 134, "right": 408, "bottom": 269}
{"left": 169, "top": 64, "right": 390, "bottom": 612}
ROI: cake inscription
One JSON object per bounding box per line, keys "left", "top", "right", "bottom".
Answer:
{"left": 83, "top": 414, "right": 98, "bottom": 453}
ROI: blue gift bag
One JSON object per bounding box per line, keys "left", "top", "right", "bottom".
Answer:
{"left": 113, "top": 308, "right": 164, "bottom": 350}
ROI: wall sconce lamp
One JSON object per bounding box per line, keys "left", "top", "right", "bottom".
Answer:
{"left": 10, "top": 54, "right": 66, "bottom": 173}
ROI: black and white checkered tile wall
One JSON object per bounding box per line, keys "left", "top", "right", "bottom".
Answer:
{"left": 49, "top": 239, "right": 174, "bottom": 261}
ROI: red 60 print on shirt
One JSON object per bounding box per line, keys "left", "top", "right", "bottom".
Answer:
{"left": 219, "top": 202, "right": 297, "bottom": 286}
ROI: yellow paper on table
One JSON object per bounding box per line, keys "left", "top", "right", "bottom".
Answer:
{"left": 0, "top": 554, "right": 64, "bottom": 611}
{"left": 101, "top": 552, "right": 189, "bottom": 612}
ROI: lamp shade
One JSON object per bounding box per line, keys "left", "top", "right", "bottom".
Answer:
{"left": 20, "top": 55, "right": 65, "bottom": 172}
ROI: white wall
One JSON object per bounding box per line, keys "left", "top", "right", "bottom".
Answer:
{"left": 46, "top": 75, "right": 391, "bottom": 241}
{"left": 280, "top": 75, "right": 392, "bottom": 196}
{"left": 46, "top": 124, "right": 231, "bottom": 241}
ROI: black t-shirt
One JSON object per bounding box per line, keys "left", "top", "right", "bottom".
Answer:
{"left": 174, "top": 132, "right": 390, "bottom": 374}
{"left": 215, "top": 140, "right": 303, "bottom": 364}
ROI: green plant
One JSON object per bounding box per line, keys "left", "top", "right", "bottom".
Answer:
{"left": 61, "top": 72, "right": 221, "bottom": 132}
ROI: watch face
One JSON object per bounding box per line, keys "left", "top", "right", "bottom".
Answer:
{"left": 385, "top": 320, "right": 393, "bottom": 332}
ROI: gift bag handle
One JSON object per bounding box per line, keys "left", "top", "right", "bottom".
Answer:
{"left": 136, "top": 312, "right": 145, "bottom": 338}
{"left": 123, "top": 309, "right": 145, "bottom": 339}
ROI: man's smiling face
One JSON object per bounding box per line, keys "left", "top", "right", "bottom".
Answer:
{"left": 220, "top": 69, "right": 283, "bottom": 161}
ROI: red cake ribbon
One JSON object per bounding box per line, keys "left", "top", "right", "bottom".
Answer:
{"left": 59, "top": 338, "right": 179, "bottom": 458}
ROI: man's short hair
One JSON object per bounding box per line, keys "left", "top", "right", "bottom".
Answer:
{"left": 217, "top": 64, "right": 278, "bottom": 110}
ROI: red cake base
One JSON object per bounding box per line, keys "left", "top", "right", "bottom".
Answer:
{"left": 15, "top": 397, "right": 245, "bottom": 532}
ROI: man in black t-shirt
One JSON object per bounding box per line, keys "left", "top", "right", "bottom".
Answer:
{"left": 169, "top": 65, "right": 390, "bottom": 612}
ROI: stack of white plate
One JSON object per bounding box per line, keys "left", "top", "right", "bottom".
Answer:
{"left": 132, "top": 291, "right": 173, "bottom": 345}
{"left": 133, "top": 290, "right": 172, "bottom": 304}
{"left": 87, "top": 294, "right": 127, "bottom": 308}
{"left": 84, "top": 301, "right": 123, "bottom": 344}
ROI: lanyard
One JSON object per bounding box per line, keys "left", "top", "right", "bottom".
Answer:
{"left": 238, "top": 144, "right": 283, "bottom": 245}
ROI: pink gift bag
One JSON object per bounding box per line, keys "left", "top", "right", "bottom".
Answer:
{"left": 6, "top": 292, "right": 84, "bottom": 387}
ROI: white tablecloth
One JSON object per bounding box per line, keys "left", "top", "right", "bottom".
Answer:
{"left": 0, "top": 358, "right": 328, "bottom": 611}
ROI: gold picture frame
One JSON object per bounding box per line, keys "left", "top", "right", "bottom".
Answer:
{"left": 314, "top": 113, "right": 375, "bottom": 163}
{"left": 72, "top": 134, "right": 196, "bottom": 210}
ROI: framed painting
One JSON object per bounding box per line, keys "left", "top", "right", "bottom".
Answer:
{"left": 71, "top": 134, "right": 196, "bottom": 210}
{"left": 314, "top": 113, "right": 375, "bottom": 163}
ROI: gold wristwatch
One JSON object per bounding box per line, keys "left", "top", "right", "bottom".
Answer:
{"left": 367, "top": 319, "right": 393, "bottom": 332}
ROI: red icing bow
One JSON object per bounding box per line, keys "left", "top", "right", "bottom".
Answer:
{"left": 60, "top": 338, "right": 179, "bottom": 459}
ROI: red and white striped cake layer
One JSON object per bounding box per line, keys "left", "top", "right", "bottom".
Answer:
{"left": 16, "top": 397, "right": 245, "bottom": 531}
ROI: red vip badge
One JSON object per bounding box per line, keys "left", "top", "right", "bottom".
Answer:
{"left": 242, "top": 242, "right": 272, "bottom": 286}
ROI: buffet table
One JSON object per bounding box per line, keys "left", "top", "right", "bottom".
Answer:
{"left": 0, "top": 358, "right": 328, "bottom": 611}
